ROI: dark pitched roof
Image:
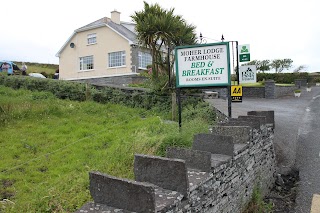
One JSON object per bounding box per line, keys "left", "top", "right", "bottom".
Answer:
{"left": 107, "top": 21, "right": 137, "bottom": 44}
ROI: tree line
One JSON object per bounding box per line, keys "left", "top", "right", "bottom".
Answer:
{"left": 241, "top": 59, "right": 307, "bottom": 73}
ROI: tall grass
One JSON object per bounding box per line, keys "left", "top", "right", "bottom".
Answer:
{"left": 0, "top": 86, "right": 212, "bottom": 212}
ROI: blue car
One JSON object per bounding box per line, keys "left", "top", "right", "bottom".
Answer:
{"left": 0, "top": 61, "right": 20, "bottom": 75}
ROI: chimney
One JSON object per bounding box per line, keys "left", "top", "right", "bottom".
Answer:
{"left": 111, "top": 10, "right": 121, "bottom": 24}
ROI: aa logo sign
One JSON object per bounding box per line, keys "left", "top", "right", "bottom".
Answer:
{"left": 231, "top": 86, "right": 242, "bottom": 96}
{"left": 231, "top": 86, "right": 242, "bottom": 102}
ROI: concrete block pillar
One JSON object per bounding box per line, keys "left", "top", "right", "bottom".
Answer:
{"left": 265, "top": 80, "right": 276, "bottom": 99}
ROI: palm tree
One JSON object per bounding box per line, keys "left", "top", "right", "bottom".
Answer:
{"left": 132, "top": 1, "right": 196, "bottom": 87}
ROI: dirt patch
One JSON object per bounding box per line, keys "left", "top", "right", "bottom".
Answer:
{"left": 265, "top": 169, "right": 299, "bottom": 212}
{"left": 0, "top": 179, "right": 15, "bottom": 200}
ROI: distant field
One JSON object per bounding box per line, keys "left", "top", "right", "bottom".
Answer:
{"left": 231, "top": 81, "right": 264, "bottom": 87}
{"left": 13, "top": 61, "right": 58, "bottom": 78}
{"left": 275, "top": 83, "right": 295, "bottom": 86}
{"left": 231, "top": 81, "right": 294, "bottom": 87}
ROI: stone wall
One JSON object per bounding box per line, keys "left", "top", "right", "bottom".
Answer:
{"left": 265, "top": 80, "right": 297, "bottom": 99}
{"left": 264, "top": 80, "right": 276, "bottom": 99}
{"left": 243, "top": 87, "right": 265, "bottom": 98}
{"left": 76, "top": 111, "right": 276, "bottom": 213}
{"left": 295, "top": 79, "right": 308, "bottom": 87}
{"left": 204, "top": 87, "right": 228, "bottom": 99}
{"left": 275, "top": 85, "right": 297, "bottom": 98}
{"left": 72, "top": 75, "right": 147, "bottom": 86}
{"left": 203, "top": 83, "right": 297, "bottom": 99}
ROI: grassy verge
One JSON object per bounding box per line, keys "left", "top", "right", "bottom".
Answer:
{"left": 232, "top": 81, "right": 294, "bottom": 87}
{"left": 0, "top": 86, "right": 211, "bottom": 212}
{"left": 275, "top": 83, "right": 295, "bottom": 86}
{"left": 231, "top": 81, "right": 264, "bottom": 87}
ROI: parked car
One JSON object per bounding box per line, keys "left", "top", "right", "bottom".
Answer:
{"left": 0, "top": 60, "right": 20, "bottom": 75}
{"left": 28, "top": 73, "right": 46, "bottom": 78}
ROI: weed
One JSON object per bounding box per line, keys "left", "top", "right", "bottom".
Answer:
{"left": 243, "top": 186, "right": 273, "bottom": 213}
{"left": 0, "top": 104, "right": 12, "bottom": 125}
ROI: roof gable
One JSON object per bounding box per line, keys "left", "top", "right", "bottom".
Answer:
{"left": 107, "top": 21, "right": 137, "bottom": 44}
{"left": 56, "top": 17, "right": 137, "bottom": 57}
{"left": 76, "top": 17, "right": 108, "bottom": 32}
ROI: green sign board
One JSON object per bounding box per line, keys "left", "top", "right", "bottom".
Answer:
{"left": 240, "top": 54, "right": 250, "bottom": 62}
{"left": 175, "top": 42, "right": 231, "bottom": 88}
{"left": 239, "top": 44, "right": 250, "bottom": 62}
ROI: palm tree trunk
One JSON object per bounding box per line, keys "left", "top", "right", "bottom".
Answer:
{"left": 151, "top": 45, "right": 158, "bottom": 80}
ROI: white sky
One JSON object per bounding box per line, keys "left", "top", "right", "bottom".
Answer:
{"left": 1, "top": 0, "right": 319, "bottom": 72}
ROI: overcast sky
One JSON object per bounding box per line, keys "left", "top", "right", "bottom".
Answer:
{"left": 1, "top": 0, "right": 319, "bottom": 72}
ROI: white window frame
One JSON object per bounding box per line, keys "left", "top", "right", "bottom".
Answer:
{"left": 87, "top": 33, "right": 97, "bottom": 45}
{"left": 108, "top": 51, "right": 126, "bottom": 68}
{"left": 138, "top": 51, "right": 152, "bottom": 69}
{"left": 79, "top": 55, "right": 94, "bottom": 71}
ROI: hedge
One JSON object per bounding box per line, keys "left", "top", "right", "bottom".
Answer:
{"left": 0, "top": 75, "right": 204, "bottom": 113}
{"left": 256, "top": 72, "right": 311, "bottom": 84}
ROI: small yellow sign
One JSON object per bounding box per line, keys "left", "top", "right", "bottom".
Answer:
{"left": 231, "top": 86, "right": 242, "bottom": 97}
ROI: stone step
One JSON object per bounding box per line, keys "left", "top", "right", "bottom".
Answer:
{"left": 76, "top": 202, "right": 132, "bottom": 213}
{"left": 187, "top": 169, "right": 212, "bottom": 191}
{"left": 166, "top": 147, "right": 212, "bottom": 172}
{"left": 193, "top": 134, "right": 234, "bottom": 156}
{"left": 134, "top": 154, "right": 189, "bottom": 198}
{"left": 154, "top": 187, "right": 184, "bottom": 212}
{"left": 211, "top": 154, "right": 232, "bottom": 168}
{"left": 76, "top": 171, "right": 184, "bottom": 213}
{"left": 234, "top": 143, "right": 248, "bottom": 155}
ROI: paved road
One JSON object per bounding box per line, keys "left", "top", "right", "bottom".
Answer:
{"left": 295, "top": 92, "right": 320, "bottom": 212}
{"left": 207, "top": 86, "right": 320, "bottom": 212}
{"left": 207, "top": 87, "right": 320, "bottom": 173}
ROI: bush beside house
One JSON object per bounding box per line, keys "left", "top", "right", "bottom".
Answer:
{"left": 0, "top": 75, "right": 213, "bottom": 122}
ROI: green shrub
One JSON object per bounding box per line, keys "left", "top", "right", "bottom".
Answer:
{"left": 156, "top": 117, "right": 210, "bottom": 156}
{"left": 182, "top": 101, "right": 215, "bottom": 123}
{"left": 257, "top": 72, "right": 310, "bottom": 84}
{"left": 0, "top": 76, "right": 205, "bottom": 115}
{"left": 314, "top": 77, "right": 320, "bottom": 83}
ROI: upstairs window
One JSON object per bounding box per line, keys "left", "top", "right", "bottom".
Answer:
{"left": 87, "top": 33, "right": 97, "bottom": 45}
{"left": 138, "top": 51, "right": 152, "bottom": 69}
{"left": 108, "top": 51, "right": 126, "bottom": 67}
{"left": 79, "top": 56, "right": 94, "bottom": 70}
